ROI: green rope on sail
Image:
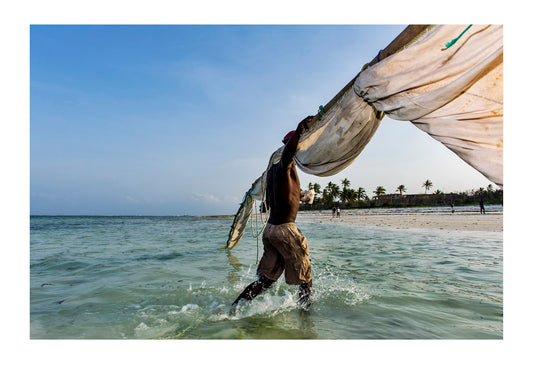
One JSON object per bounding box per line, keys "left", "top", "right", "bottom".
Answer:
{"left": 317, "top": 105, "right": 326, "bottom": 121}
{"left": 444, "top": 24, "right": 472, "bottom": 49}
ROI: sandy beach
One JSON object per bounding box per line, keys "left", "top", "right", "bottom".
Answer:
{"left": 296, "top": 208, "right": 503, "bottom": 232}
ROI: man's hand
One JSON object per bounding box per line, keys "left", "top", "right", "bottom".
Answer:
{"left": 298, "top": 116, "right": 314, "bottom": 132}
{"left": 281, "top": 115, "right": 314, "bottom": 166}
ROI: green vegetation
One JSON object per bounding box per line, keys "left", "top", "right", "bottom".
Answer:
{"left": 373, "top": 186, "right": 386, "bottom": 197}
{"left": 396, "top": 184, "right": 406, "bottom": 195}
{"left": 300, "top": 178, "right": 503, "bottom": 210}
{"left": 423, "top": 179, "right": 433, "bottom": 194}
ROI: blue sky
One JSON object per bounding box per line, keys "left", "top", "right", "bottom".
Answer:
{"left": 30, "top": 24, "right": 496, "bottom": 216}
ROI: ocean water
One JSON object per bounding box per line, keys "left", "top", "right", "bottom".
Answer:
{"left": 30, "top": 208, "right": 503, "bottom": 339}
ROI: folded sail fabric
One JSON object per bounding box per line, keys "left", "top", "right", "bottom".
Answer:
{"left": 354, "top": 24, "right": 502, "bottom": 186}
{"left": 225, "top": 24, "right": 503, "bottom": 249}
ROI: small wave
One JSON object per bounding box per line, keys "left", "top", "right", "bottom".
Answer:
{"left": 227, "top": 289, "right": 299, "bottom": 320}
{"left": 134, "top": 252, "right": 183, "bottom": 262}
{"left": 313, "top": 270, "right": 372, "bottom": 307}
{"left": 180, "top": 304, "right": 200, "bottom": 313}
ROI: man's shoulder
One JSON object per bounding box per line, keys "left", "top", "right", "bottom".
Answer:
{"left": 274, "top": 159, "right": 295, "bottom": 170}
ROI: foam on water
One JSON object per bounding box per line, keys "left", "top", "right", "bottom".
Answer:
{"left": 113, "top": 264, "right": 376, "bottom": 339}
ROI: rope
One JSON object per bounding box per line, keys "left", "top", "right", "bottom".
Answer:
{"left": 443, "top": 24, "right": 472, "bottom": 50}
{"left": 251, "top": 203, "right": 260, "bottom": 263}
{"left": 250, "top": 196, "right": 269, "bottom": 264}
{"left": 317, "top": 105, "right": 326, "bottom": 121}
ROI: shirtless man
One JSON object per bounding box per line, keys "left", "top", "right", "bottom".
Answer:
{"left": 231, "top": 116, "right": 314, "bottom": 309}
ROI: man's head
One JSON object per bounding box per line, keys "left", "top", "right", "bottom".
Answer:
{"left": 282, "top": 130, "right": 295, "bottom": 144}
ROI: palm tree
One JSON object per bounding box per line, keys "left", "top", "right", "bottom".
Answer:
{"left": 345, "top": 188, "right": 357, "bottom": 205}
{"left": 396, "top": 184, "right": 406, "bottom": 195}
{"left": 330, "top": 183, "right": 340, "bottom": 203}
{"left": 373, "top": 186, "right": 386, "bottom": 197}
{"left": 341, "top": 178, "right": 351, "bottom": 191}
{"left": 423, "top": 179, "right": 433, "bottom": 194}
{"left": 307, "top": 182, "right": 321, "bottom": 194}
{"left": 325, "top": 181, "right": 334, "bottom": 203}
{"left": 321, "top": 188, "right": 330, "bottom": 203}
{"left": 355, "top": 187, "right": 367, "bottom": 202}
{"left": 340, "top": 189, "right": 348, "bottom": 204}
{"left": 486, "top": 184, "right": 494, "bottom": 201}
{"left": 475, "top": 187, "right": 487, "bottom": 199}
{"left": 340, "top": 178, "right": 351, "bottom": 204}
{"left": 306, "top": 182, "right": 322, "bottom": 202}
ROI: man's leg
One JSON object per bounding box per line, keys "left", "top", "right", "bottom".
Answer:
{"left": 298, "top": 282, "right": 312, "bottom": 309}
{"left": 231, "top": 275, "right": 275, "bottom": 307}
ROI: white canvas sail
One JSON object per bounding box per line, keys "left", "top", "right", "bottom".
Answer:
{"left": 225, "top": 24, "right": 503, "bottom": 250}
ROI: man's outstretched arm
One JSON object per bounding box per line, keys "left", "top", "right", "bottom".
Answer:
{"left": 281, "top": 116, "right": 313, "bottom": 168}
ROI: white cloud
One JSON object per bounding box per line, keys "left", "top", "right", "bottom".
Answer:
{"left": 192, "top": 192, "right": 222, "bottom": 203}
{"left": 124, "top": 195, "right": 140, "bottom": 204}
{"left": 192, "top": 192, "right": 240, "bottom": 205}
{"left": 31, "top": 191, "right": 57, "bottom": 200}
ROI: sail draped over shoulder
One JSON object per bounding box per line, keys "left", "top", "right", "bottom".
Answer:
{"left": 225, "top": 24, "right": 503, "bottom": 250}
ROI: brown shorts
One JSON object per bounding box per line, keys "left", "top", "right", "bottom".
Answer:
{"left": 257, "top": 222, "right": 312, "bottom": 285}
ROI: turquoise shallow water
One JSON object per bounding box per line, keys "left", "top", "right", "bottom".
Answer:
{"left": 30, "top": 210, "right": 502, "bottom": 339}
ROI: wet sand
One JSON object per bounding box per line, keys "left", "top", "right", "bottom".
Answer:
{"left": 296, "top": 209, "right": 503, "bottom": 232}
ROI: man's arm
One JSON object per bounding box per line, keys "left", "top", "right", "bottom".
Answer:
{"left": 281, "top": 116, "right": 313, "bottom": 168}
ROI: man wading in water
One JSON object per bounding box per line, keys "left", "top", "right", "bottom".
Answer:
{"left": 231, "top": 116, "right": 314, "bottom": 310}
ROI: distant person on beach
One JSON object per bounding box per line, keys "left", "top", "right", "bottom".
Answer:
{"left": 451, "top": 202, "right": 455, "bottom": 213}
{"left": 231, "top": 116, "right": 313, "bottom": 310}
{"left": 332, "top": 207, "right": 336, "bottom": 217}
{"left": 480, "top": 199, "right": 486, "bottom": 214}
{"left": 337, "top": 207, "right": 340, "bottom": 218}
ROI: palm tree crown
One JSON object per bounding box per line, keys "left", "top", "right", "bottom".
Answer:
{"left": 341, "top": 178, "right": 351, "bottom": 191}
{"left": 340, "top": 178, "right": 351, "bottom": 204}
{"left": 356, "top": 187, "right": 367, "bottom": 201}
{"left": 396, "top": 184, "right": 406, "bottom": 195}
{"left": 374, "top": 186, "right": 386, "bottom": 197}
{"left": 329, "top": 183, "right": 340, "bottom": 201}
{"left": 423, "top": 179, "right": 433, "bottom": 194}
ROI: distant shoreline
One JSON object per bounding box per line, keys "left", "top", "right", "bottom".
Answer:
{"left": 30, "top": 209, "right": 503, "bottom": 232}
{"left": 30, "top": 204, "right": 502, "bottom": 228}
{"left": 296, "top": 208, "right": 503, "bottom": 232}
